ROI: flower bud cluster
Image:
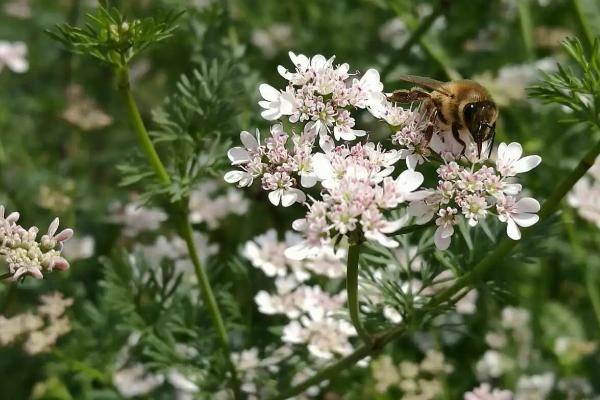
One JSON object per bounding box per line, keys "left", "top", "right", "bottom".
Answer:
{"left": 0, "top": 206, "right": 73, "bottom": 280}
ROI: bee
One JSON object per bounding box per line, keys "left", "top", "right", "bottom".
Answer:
{"left": 388, "top": 75, "right": 498, "bottom": 159}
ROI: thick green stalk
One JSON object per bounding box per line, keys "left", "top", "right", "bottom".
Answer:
{"left": 275, "top": 136, "right": 600, "bottom": 399}
{"left": 346, "top": 242, "right": 372, "bottom": 344}
{"left": 115, "top": 66, "right": 241, "bottom": 399}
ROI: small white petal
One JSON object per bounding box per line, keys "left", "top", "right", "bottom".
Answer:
{"left": 279, "top": 92, "right": 296, "bottom": 115}
{"left": 240, "top": 130, "right": 259, "bottom": 149}
{"left": 396, "top": 169, "right": 424, "bottom": 193}
{"left": 515, "top": 197, "right": 541, "bottom": 213}
{"left": 292, "top": 219, "right": 307, "bottom": 231}
{"left": 506, "top": 142, "right": 523, "bottom": 160}
{"left": 227, "top": 147, "right": 250, "bottom": 164}
{"left": 224, "top": 170, "right": 243, "bottom": 183}
{"left": 503, "top": 183, "right": 522, "bottom": 195}
{"left": 312, "top": 153, "right": 334, "bottom": 180}
{"left": 513, "top": 155, "right": 542, "bottom": 173}
{"left": 434, "top": 227, "right": 452, "bottom": 250}
{"left": 380, "top": 215, "right": 409, "bottom": 233}
{"left": 48, "top": 218, "right": 60, "bottom": 236}
{"left": 506, "top": 218, "right": 521, "bottom": 240}
{"left": 261, "top": 108, "right": 281, "bottom": 121}
{"left": 259, "top": 83, "right": 280, "bottom": 101}
{"left": 512, "top": 213, "right": 539, "bottom": 228}
{"left": 300, "top": 174, "right": 317, "bottom": 188}
{"left": 281, "top": 191, "right": 298, "bottom": 207}
{"left": 365, "top": 231, "right": 398, "bottom": 248}
{"left": 268, "top": 190, "right": 282, "bottom": 206}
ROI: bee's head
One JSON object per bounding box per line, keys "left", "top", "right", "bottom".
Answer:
{"left": 463, "top": 101, "right": 498, "bottom": 158}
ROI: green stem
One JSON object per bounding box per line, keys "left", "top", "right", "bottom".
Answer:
{"left": 115, "top": 67, "right": 171, "bottom": 185}
{"left": 381, "top": 0, "right": 450, "bottom": 79}
{"left": 115, "top": 66, "right": 241, "bottom": 399}
{"left": 517, "top": 0, "right": 535, "bottom": 60}
{"left": 346, "top": 242, "right": 372, "bottom": 344}
{"left": 177, "top": 215, "right": 242, "bottom": 399}
{"left": 275, "top": 136, "right": 600, "bottom": 399}
{"left": 572, "top": 0, "right": 595, "bottom": 50}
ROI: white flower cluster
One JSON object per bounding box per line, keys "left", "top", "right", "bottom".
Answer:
{"left": 0, "top": 206, "right": 73, "bottom": 280}
{"left": 371, "top": 350, "right": 453, "bottom": 399}
{"left": 242, "top": 230, "right": 354, "bottom": 361}
{"left": 408, "top": 143, "right": 542, "bottom": 249}
{"left": 261, "top": 52, "right": 382, "bottom": 142}
{"left": 0, "top": 292, "right": 73, "bottom": 354}
{"left": 226, "top": 52, "right": 543, "bottom": 254}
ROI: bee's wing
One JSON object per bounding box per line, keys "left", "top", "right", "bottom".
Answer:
{"left": 398, "top": 75, "right": 453, "bottom": 97}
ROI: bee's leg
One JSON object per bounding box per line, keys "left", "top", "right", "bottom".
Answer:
{"left": 423, "top": 108, "right": 438, "bottom": 146}
{"left": 387, "top": 87, "right": 430, "bottom": 103}
{"left": 487, "top": 123, "right": 497, "bottom": 159}
{"left": 451, "top": 123, "right": 466, "bottom": 156}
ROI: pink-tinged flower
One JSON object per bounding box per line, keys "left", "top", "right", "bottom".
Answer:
{"left": 258, "top": 84, "right": 296, "bottom": 120}
{"left": 464, "top": 383, "right": 513, "bottom": 400}
{"left": 496, "top": 197, "right": 540, "bottom": 240}
{"left": 262, "top": 172, "right": 306, "bottom": 207}
{"left": 496, "top": 142, "right": 541, "bottom": 177}
{"left": 0, "top": 206, "right": 74, "bottom": 281}
{"left": 434, "top": 207, "right": 457, "bottom": 250}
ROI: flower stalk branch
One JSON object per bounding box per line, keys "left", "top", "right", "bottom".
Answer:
{"left": 275, "top": 136, "right": 600, "bottom": 400}
{"left": 346, "top": 241, "right": 372, "bottom": 345}
{"left": 115, "top": 66, "right": 241, "bottom": 399}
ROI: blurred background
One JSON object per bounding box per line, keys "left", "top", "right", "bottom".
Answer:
{"left": 1, "top": 0, "right": 600, "bottom": 399}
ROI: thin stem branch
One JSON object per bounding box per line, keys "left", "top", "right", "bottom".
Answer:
{"left": 346, "top": 242, "right": 372, "bottom": 344}
{"left": 275, "top": 135, "right": 600, "bottom": 399}
{"left": 381, "top": 0, "right": 450, "bottom": 79}
{"left": 115, "top": 67, "right": 171, "bottom": 185}
{"left": 115, "top": 66, "right": 241, "bottom": 399}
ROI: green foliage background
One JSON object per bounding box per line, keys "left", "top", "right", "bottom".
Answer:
{"left": 1, "top": 0, "right": 600, "bottom": 399}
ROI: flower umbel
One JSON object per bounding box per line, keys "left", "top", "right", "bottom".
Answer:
{"left": 0, "top": 206, "right": 73, "bottom": 280}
